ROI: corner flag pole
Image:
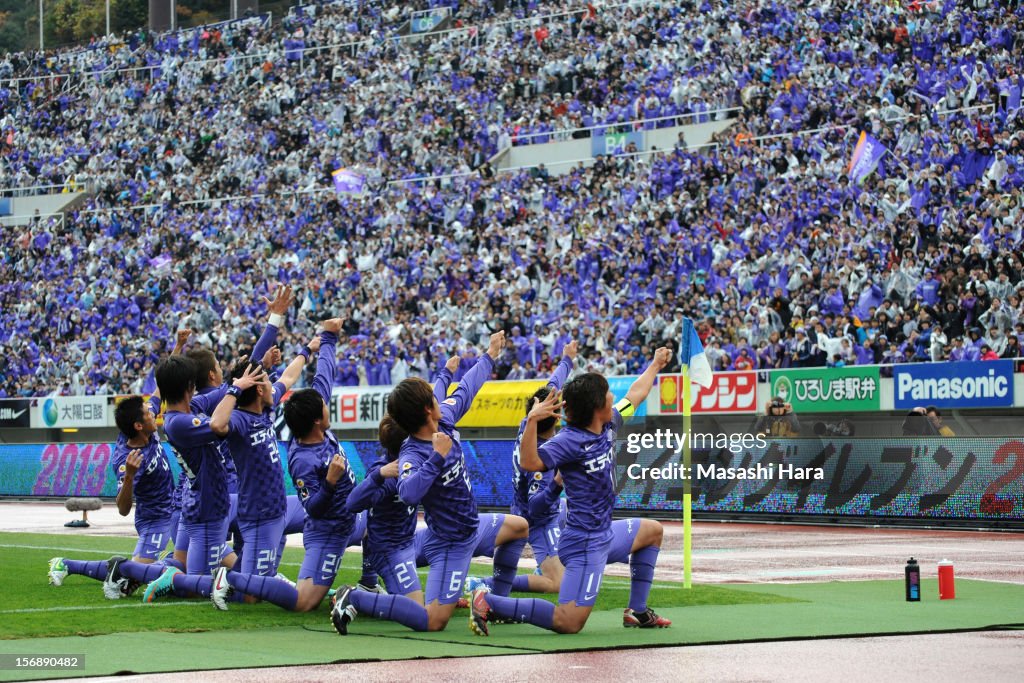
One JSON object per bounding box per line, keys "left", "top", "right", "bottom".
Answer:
{"left": 682, "top": 364, "right": 693, "bottom": 589}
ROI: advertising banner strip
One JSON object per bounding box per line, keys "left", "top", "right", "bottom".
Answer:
{"left": 894, "top": 360, "right": 1015, "bottom": 409}
{"left": 30, "top": 396, "right": 110, "bottom": 429}
{"left": 769, "top": 366, "right": 881, "bottom": 413}
{"left": 658, "top": 371, "right": 757, "bottom": 414}
{"left": 3, "top": 438, "right": 1022, "bottom": 523}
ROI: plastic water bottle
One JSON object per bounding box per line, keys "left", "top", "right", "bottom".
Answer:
{"left": 905, "top": 558, "right": 920, "bottom": 602}
{"left": 938, "top": 559, "right": 955, "bottom": 600}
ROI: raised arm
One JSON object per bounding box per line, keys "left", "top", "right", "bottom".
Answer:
{"left": 276, "top": 336, "right": 320, "bottom": 396}
{"left": 624, "top": 346, "right": 672, "bottom": 409}
{"left": 252, "top": 285, "right": 295, "bottom": 363}
{"left": 440, "top": 332, "right": 504, "bottom": 425}
{"left": 518, "top": 391, "right": 563, "bottom": 472}
{"left": 312, "top": 319, "right": 343, "bottom": 406}
{"left": 547, "top": 340, "right": 578, "bottom": 390}
{"left": 433, "top": 355, "right": 459, "bottom": 404}
{"left": 209, "top": 364, "right": 267, "bottom": 437}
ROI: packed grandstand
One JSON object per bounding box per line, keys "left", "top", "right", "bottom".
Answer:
{"left": 1, "top": 0, "right": 1023, "bottom": 397}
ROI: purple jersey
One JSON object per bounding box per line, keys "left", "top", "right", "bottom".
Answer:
{"left": 197, "top": 385, "right": 239, "bottom": 494}
{"left": 346, "top": 457, "right": 417, "bottom": 553}
{"left": 286, "top": 331, "right": 357, "bottom": 533}
{"left": 397, "top": 355, "right": 493, "bottom": 543}
{"left": 537, "top": 401, "right": 630, "bottom": 533}
{"left": 511, "top": 355, "right": 573, "bottom": 524}
{"left": 111, "top": 432, "right": 174, "bottom": 523}
{"left": 163, "top": 387, "right": 230, "bottom": 524}
{"left": 225, "top": 384, "right": 287, "bottom": 522}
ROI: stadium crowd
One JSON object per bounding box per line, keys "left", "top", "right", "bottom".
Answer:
{"left": 2, "top": 0, "right": 1024, "bottom": 397}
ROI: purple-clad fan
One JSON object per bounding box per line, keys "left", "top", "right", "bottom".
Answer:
{"left": 470, "top": 347, "right": 673, "bottom": 635}
{"left": 206, "top": 318, "right": 360, "bottom": 613}
{"left": 330, "top": 331, "right": 506, "bottom": 634}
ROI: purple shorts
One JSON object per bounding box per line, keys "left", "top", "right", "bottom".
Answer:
{"left": 557, "top": 526, "right": 612, "bottom": 607}
{"left": 419, "top": 528, "right": 475, "bottom": 605}
{"left": 472, "top": 513, "right": 504, "bottom": 558}
{"left": 133, "top": 517, "right": 174, "bottom": 561}
{"left": 238, "top": 515, "right": 288, "bottom": 576}
{"left": 528, "top": 520, "right": 562, "bottom": 566}
{"left": 606, "top": 518, "right": 641, "bottom": 565}
{"left": 366, "top": 544, "right": 420, "bottom": 595}
{"left": 181, "top": 518, "right": 231, "bottom": 575}
{"left": 298, "top": 520, "right": 352, "bottom": 587}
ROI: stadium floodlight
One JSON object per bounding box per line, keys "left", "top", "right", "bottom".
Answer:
{"left": 38, "top": 0, "right": 43, "bottom": 50}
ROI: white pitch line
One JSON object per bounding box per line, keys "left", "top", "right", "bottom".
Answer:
{"left": 2, "top": 602, "right": 206, "bottom": 614}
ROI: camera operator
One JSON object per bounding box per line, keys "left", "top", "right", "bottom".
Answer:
{"left": 755, "top": 396, "right": 801, "bottom": 437}
{"left": 925, "top": 406, "right": 956, "bottom": 436}
{"left": 902, "top": 407, "right": 940, "bottom": 436}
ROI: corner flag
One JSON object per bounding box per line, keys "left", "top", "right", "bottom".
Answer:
{"left": 679, "top": 319, "right": 713, "bottom": 388}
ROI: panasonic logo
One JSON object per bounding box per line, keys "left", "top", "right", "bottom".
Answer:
{"left": 898, "top": 370, "right": 1009, "bottom": 401}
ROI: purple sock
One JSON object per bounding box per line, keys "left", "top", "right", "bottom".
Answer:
{"left": 359, "top": 552, "right": 379, "bottom": 588}
{"left": 172, "top": 573, "right": 212, "bottom": 597}
{"left": 491, "top": 538, "right": 526, "bottom": 597}
{"left": 163, "top": 558, "right": 185, "bottom": 572}
{"left": 118, "top": 561, "right": 167, "bottom": 584}
{"left": 349, "top": 592, "right": 428, "bottom": 631}
{"left": 484, "top": 574, "right": 532, "bottom": 592}
{"left": 484, "top": 594, "right": 554, "bottom": 630}
{"left": 227, "top": 571, "right": 299, "bottom": 610}
{"left": 64, "top": 559, "right": 107, "bottom": 581}
{"left": 628, "top": 545, "right": 660, "bottom": 612}
{"left": 512, "top": 574, "right": 533, "bottom": 592}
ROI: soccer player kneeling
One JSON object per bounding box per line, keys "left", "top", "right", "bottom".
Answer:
{"left": 470, "top": 348, "right": 673, "bottom": 635}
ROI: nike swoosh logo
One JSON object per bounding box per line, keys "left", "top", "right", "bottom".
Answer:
{"left": 11, "top": 409, "right": 25, "bottom": 419}
{"left": 445, "top": 592, "right": 459, "bottom": 599}
{"left": 215, "top": 576, "right": 226, "bottom": 591}
{"left": 584, "top": 594, "right": 597, "bottom": 601}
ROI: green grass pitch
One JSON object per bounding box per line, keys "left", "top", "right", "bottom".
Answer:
{"left": 0, "top": 531, "right": 1021, "bottom": 681}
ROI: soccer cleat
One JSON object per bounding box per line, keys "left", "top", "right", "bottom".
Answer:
{"left": 356, "top": 581, "right": 388, "bottom": 595}
{"left": 463, "top": 576, "right": 486, "bottom": 595}
{"left": 102, "top": 556, "right": 128, "bottom": 600}
{"left": 142, "top": 566, "right": 181, "bottom": 603}
{"left": 623, "top": 607, "right": 672, "bottom": 628}
{"left": 211, "top": 566, "right": 233, "bottom": 611}
{"left": 275, "top": 573, "right": 297, "bottom": 589}
{"left": 330, "top": 585, "right": 358, "bottom": 635}
{"left": 469, "top": 587, "right": 491, "bottom": 637}
{"left": 456, "top": 597, "right": 470, "bottom": 609}
{"left": 48, "top": 558, "right": 68, "bottom": 587}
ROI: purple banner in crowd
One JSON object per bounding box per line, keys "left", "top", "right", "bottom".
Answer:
{"left": 332, "top": 168, "right": 366, "bottom": 195}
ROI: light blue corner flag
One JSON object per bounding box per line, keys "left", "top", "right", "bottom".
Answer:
{"left": 679, "top": 318, "right": 713, "bottom": 388}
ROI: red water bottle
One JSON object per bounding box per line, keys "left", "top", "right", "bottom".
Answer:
{"left": 938, "top": 560, "right": 955, "bottom": 600}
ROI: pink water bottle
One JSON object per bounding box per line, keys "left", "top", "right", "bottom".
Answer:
{"left": 938, "top": 560, "right": 955, "bottom": 600}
